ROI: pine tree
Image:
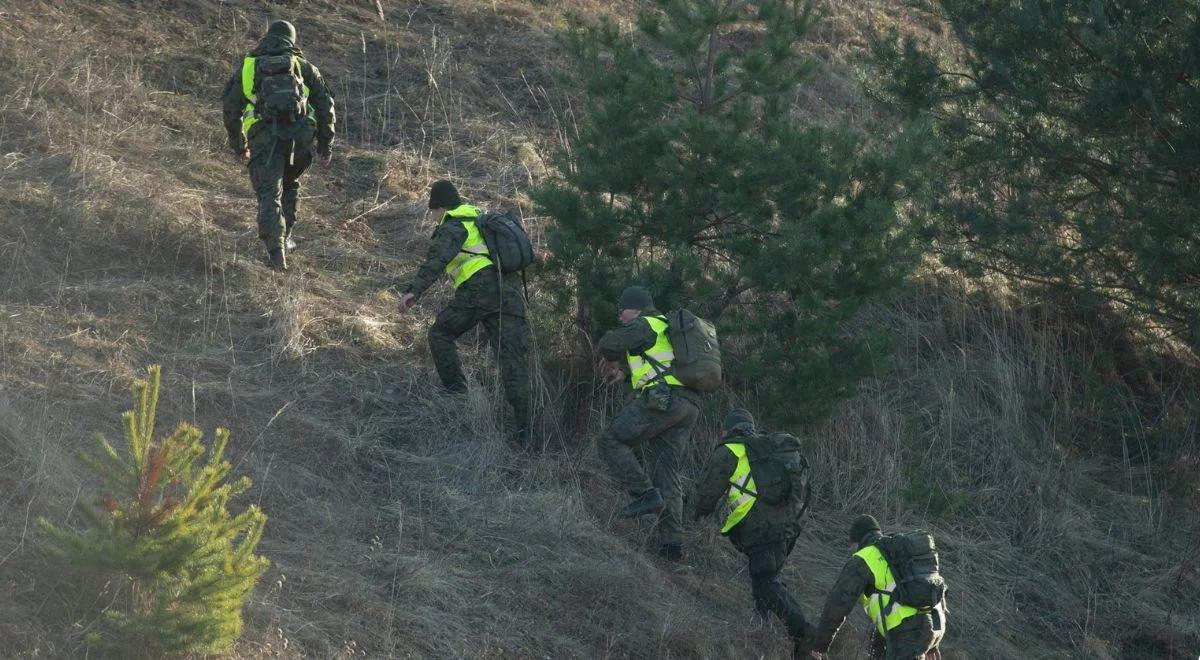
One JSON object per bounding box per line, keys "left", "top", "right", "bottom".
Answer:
{"left": 871, "top": 1, "right": 1200, "bottom": 348}
{"left": 535, "top": 0, "right": 931, "bottom": 419}
{"left": 39, "top": 365, "right": 269, "bottom": 656}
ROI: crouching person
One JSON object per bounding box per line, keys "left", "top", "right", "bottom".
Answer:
{"left": 801, "top": 515, "right": 948, "bottom": 660}
{"left": 690, "top": 408, "right": 814, "bottom": 655}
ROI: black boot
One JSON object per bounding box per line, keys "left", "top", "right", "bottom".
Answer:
{"left": 514, "top": 427, "right": 532, "bottom": 446}
{"left": 620, "top": 488, "right": 665, "bottom": 518}
{"left": 268, "top": 247, "right": 288, "bottom": 271}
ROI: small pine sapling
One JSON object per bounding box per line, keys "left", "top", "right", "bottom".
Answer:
{"left": 39, "top": 365, "right": 269, "bottom": 656}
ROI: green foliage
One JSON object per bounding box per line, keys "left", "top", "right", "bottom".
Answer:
{"left": 39, "top": 365, "right": 268, "bottom": 656}
{"left": 536, "top": 0, "right": 932, "bottom": 420}
{"left": 871, "top": 1, "right": 1200, "bottom": 348}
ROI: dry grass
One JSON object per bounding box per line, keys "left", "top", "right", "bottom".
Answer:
{"left": 0, "top": 1, "right": 1197, "bottom": 659}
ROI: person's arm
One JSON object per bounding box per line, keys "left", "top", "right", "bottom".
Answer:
{"left": 689, "top": 445, "right": 736, "bottom": 520}
{"left": 597, "top": 317, "right": 656, "bottom": 362}
{"left": 403, "top": 221, "right": 466, "bottom": 301}
{"left": 300, "top": 60, "right": 336, "bottom": 156}
{"left": 806, "top": 556, "right": 874, "bottom": 653}
{"left": 221, "top": 65, "right": 248, "bottom": 156}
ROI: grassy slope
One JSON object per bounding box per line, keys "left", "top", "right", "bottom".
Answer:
{"left": 0, "top": 1, "right": 1197, "bottom": 658}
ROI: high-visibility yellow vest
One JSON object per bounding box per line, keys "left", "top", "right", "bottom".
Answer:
{"left": 720, "top": 442, "right": 757, "bottom": 534}
{"left": 626, "top": 316, "right": 684, "bottom": 391}
{"left": 240, "top": 56, "right": 314, "bottom": 136}
{"left": 853, "top": 543, "right": 921, "bottom": 636}
{"left": 441, "top": 205, "right": 493, "bottom": 288}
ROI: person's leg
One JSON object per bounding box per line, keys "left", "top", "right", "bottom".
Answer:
{"left": 644, "top": 394, "right": 698, "bottom": 548}
{"left": 596, "top": 399, "right": 656, "bottom": 497}
{"left": 280, "top": 136, "right": 313, "bottom": 246}
{"left": 747, "top": 542, "right": 812, "bottom": 639}
{"left": 884, "top": 619, "right": 936, "bottom": 660}
{"left": 248, "top": 134, "right": 286, "bottom": 254}
{"left": 429, "top": 295, "right": 485, "bottom": 392}
{"left": 480, "top": 292, "right": 531, "bottom": 437}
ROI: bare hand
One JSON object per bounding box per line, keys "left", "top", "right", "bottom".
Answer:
{"left": 398, "top": 293, "right": 416, "bottom": 313}
{"left": 597, "top": 358, "right": 623, "bottom": 385}
{"left": 241, "top": 149, "right": 250, "bottom": 162}
{"left": 318, "top": 149, "right": 332, "bottom": 167}
{"left": 809, "top": 652, "right": 824, "bottom": 660}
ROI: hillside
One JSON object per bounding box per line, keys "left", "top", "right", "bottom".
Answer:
{"left": 1, "top": 1, "right": 1198, "bottom": 659}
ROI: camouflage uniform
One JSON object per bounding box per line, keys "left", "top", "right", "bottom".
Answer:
{"left": 221, "top": 32, "right": 335, "bottom": 255}
{"left": 690, "top": 427, "right": 812, "bottom": 642}
{"left": 804, "top": 531, "right": 947, "bottom": 659}
{"left": 404, "top": 212, "right": 531, "bottom": 433}
{"left": 597, "top": 315, "right": 700, "bottom": 546}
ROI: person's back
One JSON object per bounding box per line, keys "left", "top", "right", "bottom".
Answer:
{"left": 221, "top": 20, "right": 335, "bottom": 270}
{"left": 396, "top": 181, "right": 532, "bottom": 445}
{"left": 594, "top": 285, "right": 702, "bottom": 561}
{"left": 802, "top": 515, "right": 947, "bottom": 660}
{"left": 690, "top": 409, "right": 813, "bottom": 654}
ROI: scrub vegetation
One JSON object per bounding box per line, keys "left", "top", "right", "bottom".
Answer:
{"left": 0, "top": 1, "right": 1196, "bottom": 658}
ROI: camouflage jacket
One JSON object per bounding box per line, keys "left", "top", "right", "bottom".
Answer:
{"left": 806, "top": 530, "right": 936, "bottom": 653}
{"left": 690, "top": 429, "right": 801, "bottom": 551}
{"left": 221, "top": 36, "right": 336, "bottom": 154}
{"left": 597, "top": 314, "right": 659, "bottom": 363}
{"left": 404, "top": 216, "right": 472, "bottom": 300}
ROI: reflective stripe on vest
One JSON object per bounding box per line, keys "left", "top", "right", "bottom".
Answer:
{"left": 442, "top": 205, "right": 493, "bottom": 288}
{"left": 240, "top": 56, "right": 313, "bottom": 136}
{"left": 626, "top": 316, "right": 683, "bottom": 390}
{"left": 853, "top": 544, "right": 921, "bottom": 635}
{"left": 720, "top": 443, "right": 757, "bottom": 534}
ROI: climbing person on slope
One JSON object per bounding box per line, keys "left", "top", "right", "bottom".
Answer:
{"left": 398, "top": 180, "right": 532, "bottom": 445}
{"left": 595, "top": 285, "right": 701, "bottom": 562}
{"left": 801, "top": 515, "right": 948, "bottom": 660}
{"left": 689, "top": 408, "right": 814, "bottom": 656}
{"left": 221, "top": 19, "right": 335, "bottom": 271}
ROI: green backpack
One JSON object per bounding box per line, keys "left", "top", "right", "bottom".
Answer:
{"left": 655, "top": 309, "right": 722, "bottom": 392}
{"left": 743, "top": 432, "right": 812, "bottom": 515}
{"left": 875, "top": 531, "right": 947, "bottom": 610}
{"left": 253, "top": 55, "right": 308, "bottom": 125}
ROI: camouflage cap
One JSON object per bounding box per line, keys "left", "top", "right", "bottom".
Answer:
{"left": 849, "top": 514, "right": 881, "bottom": 545}
{"left": 618, "top": 285, "right": 654, "bottom": 311}
{"left": 722, "top": 408, "right": 755, "bottom": 434}
{"left": 266, "top": 20, "right": 296, "bottom": 43}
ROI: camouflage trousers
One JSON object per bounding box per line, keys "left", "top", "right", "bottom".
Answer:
{"left": 746, "top": 539, "right": 812, "bottom": 641}
{"left": 869, "top": 610, "right": 945, "bottom": 660}
{"left": 247, "top": 124, "right": 315, "bottom": 252}
{"left": 429, "top": 269, "right": 531, "bottom": 432}
{"left": 596, "top": 388, "right": 699, "bottom": 545}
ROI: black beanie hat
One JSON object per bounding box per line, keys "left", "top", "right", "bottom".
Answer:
{"left": 722, "top": 408, "right": 755, "bottom": 434}
{"left": 849, "top": 514, "right": 881, "bottom": 545}
{"left": 266, "top": 20, "right": 296, "bottom": 43}
{"left": 428, "top": 180, "right": 463, "bottom": 210}
{"left": 618, "top": 285, "right": 654, "bottom": 311}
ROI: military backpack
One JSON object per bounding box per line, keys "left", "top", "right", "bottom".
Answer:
{"left": 253, "top": 55, "right": 308, "bottom": 125}
{"left": 742, "top": 431, "right": 811, "bottom": 514}
{"left": 875, "top": 531, "right": 947, "bottom": 610}
{"left": 474, "top": 210, "right": 535, "bottom": 274}
{"left": 647, "top": 309, "right": 722, "bottom": 392}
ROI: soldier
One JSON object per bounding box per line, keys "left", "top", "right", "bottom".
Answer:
{"left": 689, "top": 409, "right": 813, "bottom": 654}
{"left": 222, "top": 20, "right": 335, "bottom": 271}
{"left": 596, "top": 285, "right": 701, "bottom": 561}
{"left": 801, "top": 515, "right": 947, "bottom": 660}
{"left": 398, "top": 181, "right": 531, "bottom": 443}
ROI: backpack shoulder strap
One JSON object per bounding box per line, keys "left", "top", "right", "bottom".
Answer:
{"left": 241, "top": 56, "right": 257, "bottom": 101}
